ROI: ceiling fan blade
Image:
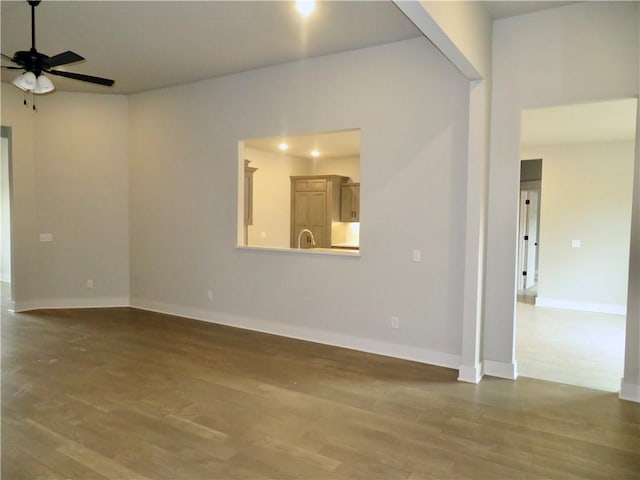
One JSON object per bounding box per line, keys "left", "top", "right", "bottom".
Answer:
{"left": 1, "top": 66, "right": 23, "bottom": 70}
{"left": 1, "top": 52, "right": 16, "bottom": 62}
{"left": 48, "top": 69, "right": 114, "bottom": 87}
{"left": 47, "top": 51, "right": 84, "bottom": 68}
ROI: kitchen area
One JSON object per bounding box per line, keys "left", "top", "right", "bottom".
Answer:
{"left": 241, "top": 129, "right": 360, "bottom": 253}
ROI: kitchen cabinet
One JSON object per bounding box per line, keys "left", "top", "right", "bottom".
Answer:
{"left": 244, "top": 160, "right": 257, "bottom": 226}
{"left": 291, "top": 175, "right": 348, "bottom": 248}
{"left": 243, "top": 160, "right": 257, "bottom": 246}
{"left": 340, "top": 183, "right": 360, "bottom": 222}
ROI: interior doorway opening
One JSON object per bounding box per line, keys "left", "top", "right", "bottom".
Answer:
{"left": 515, "top": 98, "right": 637, "bottom": 392}
{"left": 1, "top": 126, "right": 13, "bottom": 306}
{"left": 517, "top": 159, "right": 541, "bottom": 305}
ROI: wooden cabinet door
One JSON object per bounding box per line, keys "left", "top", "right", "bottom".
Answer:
{"left": 293, "top": 191, "right": 326, "bottom": 248}
{"left": 341, "top": 184, "right": 360, "bottom": 222}
{"left": 294, "top": 192, "right": 310, "bottom": 226}
{"left": 351, "top": 185, "right": 360, "bottom": 222}
{"left": 308, "top": 192, "right": 326, "bottom": 247}
{"left": 309, "top": 226, "right": 325, "bottom": 248}
{"left": 295, "top": 178, "right": 326, "bottom": 192}
{"left": 310, "top": 179, "right": 326, "bottom": 191}
{"left": 307, "top": 192, "right": 326, "bottom": 227}
{"left": 291, "top": 176, "right": 347, "bottom": 248}
{"left": 341, "top": 185, "right": 353, "bottom": 221}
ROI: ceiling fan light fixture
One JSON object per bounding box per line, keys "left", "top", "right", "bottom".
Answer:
{"left": 6, "top": 0, "right": 115, "bottom": 99}
{"left": 12, "top": 71, "right": 37, "bottom": 91}
{"left": 33, "top": 73, "right": 54, "bottom": 94}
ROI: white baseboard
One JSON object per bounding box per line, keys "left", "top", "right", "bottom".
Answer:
{"left": 13, "top": 297, "right": 130, "bottom": 313}
{"left": 535, "top": 297, "right": 626, "bottom": 315}
{"left": 619, "top": 378, "right": 640, "bottom": 403}
{"left": 8, "top": 297, "right": 637, "bottom": 400}
{"left": 484, "top": 359, "right": 518, "bottom": 380}
{"left": 458, "top": 363, "right": 483, "bottom": 383}
{"left": 130, "top": 297, "right": 461, "bottom": 371}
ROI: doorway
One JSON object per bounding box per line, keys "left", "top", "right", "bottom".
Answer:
{"left": 517, "top": 159, "right": 541, "bottom": 304}
{"left": 1, "top": 126, "right": 13, "bottom": 306}
{"left": 515, "top": 98, "right": 637, "bottom": 392}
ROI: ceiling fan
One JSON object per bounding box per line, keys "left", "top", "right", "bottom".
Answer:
{"left": 1, "top": 0, "right": 115, "bottom": 94}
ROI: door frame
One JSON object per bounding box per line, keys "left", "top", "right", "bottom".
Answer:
{"left": 1, "top": 125, "right": 15, "bottom": 303}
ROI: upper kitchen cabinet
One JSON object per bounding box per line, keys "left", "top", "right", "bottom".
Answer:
{"left": 341, "top": 183, "right": 360, "bottom": 222}
{"left": 291, "top": 175, "right": 348, "bottom": 248}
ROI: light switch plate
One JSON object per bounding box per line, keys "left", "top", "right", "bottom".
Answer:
{"left": 39, "top": 233, "right": 53, "bottom": 242}
{"left": 412, "top": 249, "right": 421, "bottom": 262}
{"left": 571, "top": 239, "right": 581, "bottom": 248}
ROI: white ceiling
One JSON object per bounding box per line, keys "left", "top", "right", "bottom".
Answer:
{"left": 1, "top": 1, "right": 584, "bottom": 95}
{"left": 7, "top": 1, "right": 620, "bottom": 153}
{"left": 482, "top": 1, "right": 579, "bottom": 19}
{"left": 1, "top": 0, "right": 422, "bottom": 94}
{"left": 245, "top": 129, "right": 360, "bottom": 160}
{"left": 521, "top": 98, "right": 638, "bottom": 146}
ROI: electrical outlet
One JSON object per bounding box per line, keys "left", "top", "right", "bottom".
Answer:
{"left": 86, "top": 279, "right": 94, "bottom": 289}
{"left": 207, "top": 289, "right": 213, "bottom": 301}
{"left": 391, "top": 316, "right": 400, "bottom": 329}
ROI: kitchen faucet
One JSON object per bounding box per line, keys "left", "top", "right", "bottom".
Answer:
{"left": 297, "top": 228, "right": 316, "bottom": 249}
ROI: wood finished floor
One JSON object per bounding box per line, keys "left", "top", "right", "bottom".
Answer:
{"left": 516, "top": 301, "right": 625, "bottom": 392}
{"left": 2, "top": 307, "right": 639, "bottom": 479}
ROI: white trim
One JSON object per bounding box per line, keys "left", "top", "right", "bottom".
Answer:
{"left": 619, "top": 378, "right": 640, "bottom": 403}
{"left": 535, "top": 297, "right": 626, "bottom": 315}
{"left": 458, "top": 363, "right": 484, "bottom": 383}
{"left": 392, "top": 1, "right": 482, "bottom": 80}
{"left": 130, "top": 297, "right": 461, "bottom": 370}
{"left": 13, "top": 297, "right": 130, "bottom": 313}
{"left": 484, "top": 359, "right": 518, "bottom": 380}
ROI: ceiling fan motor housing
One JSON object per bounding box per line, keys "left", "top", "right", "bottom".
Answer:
{"left": 12, "top": 50, "right": 48, "bottom": 76}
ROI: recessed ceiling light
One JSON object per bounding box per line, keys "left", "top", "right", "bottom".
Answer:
{"left": 279, "top": 143, "right": 289, "bottom": 151}
{"left": 296, "top": 0, "right": 315, "bottom": 18}
{"left": 311, "top": 150, "right": 320, "bottom": 158}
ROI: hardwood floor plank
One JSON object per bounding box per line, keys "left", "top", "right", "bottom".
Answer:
{"left": 2, "top": 306, "right": 639, "bottom": 479}
{"left": 25, "top": 418, "right": 151, "bottom": 479}
{"left": 163, "top": 413, "right": 230, "bottom": 441}
{"left": 0, "top": 442, "right": 62, "bottom": 480}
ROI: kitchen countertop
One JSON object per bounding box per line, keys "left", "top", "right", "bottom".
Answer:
{"left": 237, "top": 245, "right": 360, "bottom": 256}
{"left": 331, "top": 242, "right": 360, "bottom": 249}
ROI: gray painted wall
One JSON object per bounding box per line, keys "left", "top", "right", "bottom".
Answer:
{"left": 128, "top": 38, "right": 470, "bottom": 365}
{"left": 485, "top": 2, "right": 639, "bottom": 377}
